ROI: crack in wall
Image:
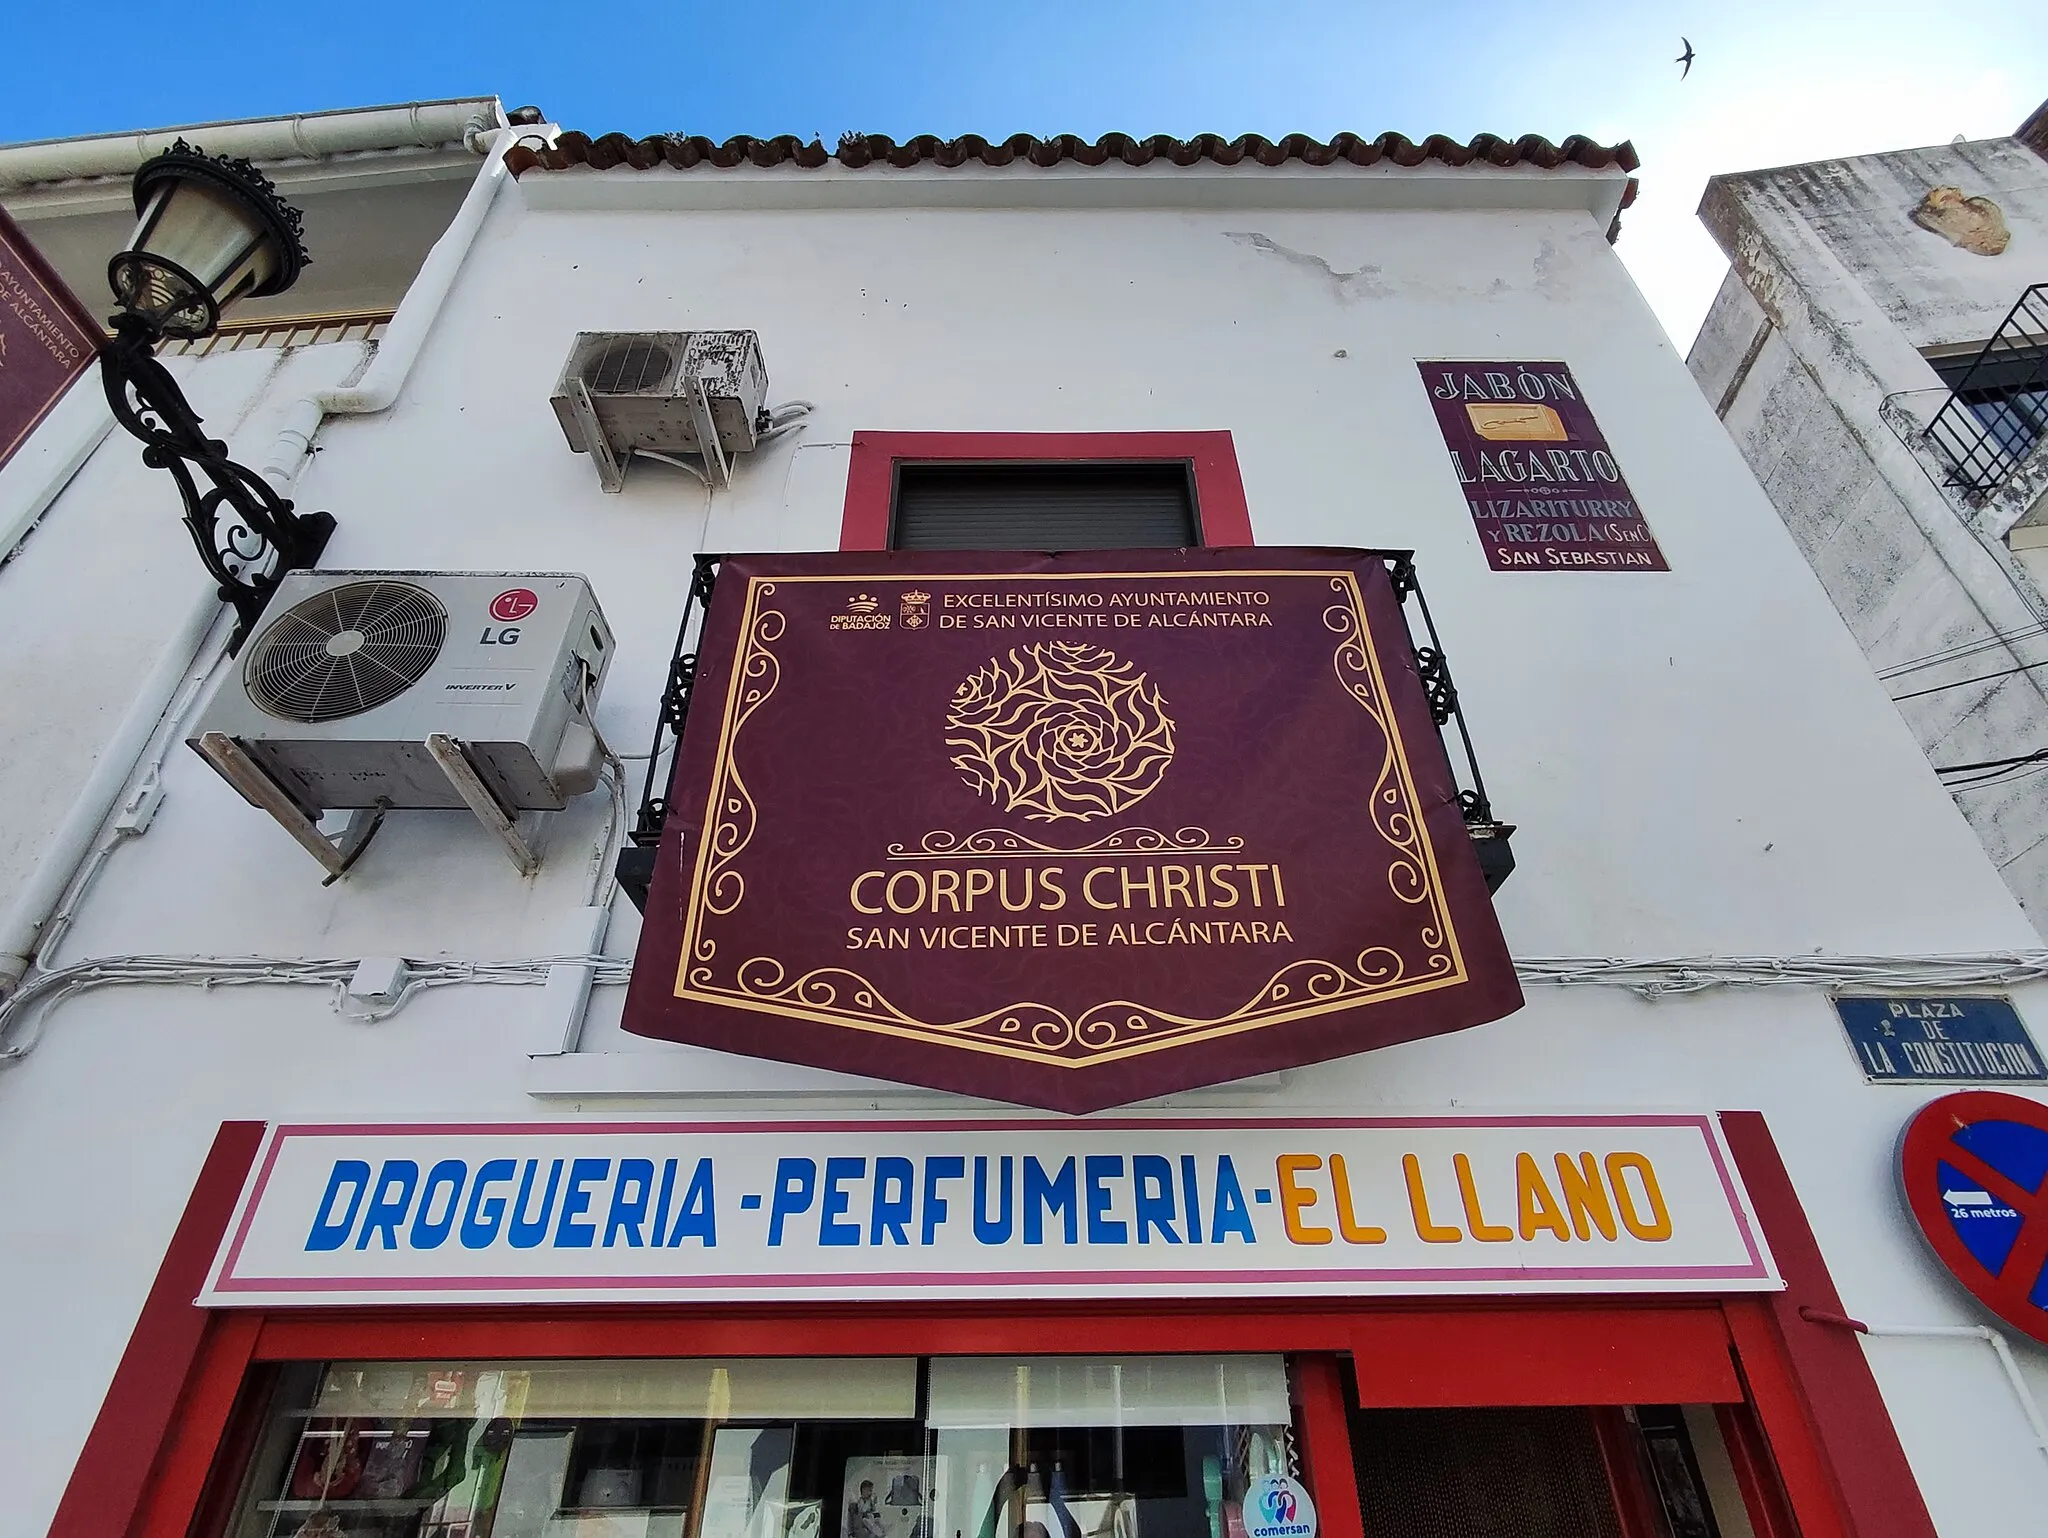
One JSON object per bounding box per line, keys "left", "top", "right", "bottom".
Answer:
{"left": 1223, "top": 231, "right": 1390, "bottom": 299}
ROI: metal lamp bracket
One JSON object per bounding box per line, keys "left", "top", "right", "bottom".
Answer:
{"left": 99, "top": 318, "right": 335, "bottom": 652}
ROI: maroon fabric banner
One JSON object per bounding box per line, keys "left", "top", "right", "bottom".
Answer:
{"left": 0, "top": 205, "right": 100, "bottom": 475}
{"left": 1418, "top": 360, "right": 1668, "bottom": 572}
{"left": 624, "top": 549, "right": 1521, "bottom": 1111}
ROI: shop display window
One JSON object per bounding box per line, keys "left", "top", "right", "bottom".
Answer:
{"left": 216, "top": 1355, "right": 1296, "bottom": 1538}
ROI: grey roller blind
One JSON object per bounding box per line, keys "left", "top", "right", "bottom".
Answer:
{"left": 891, "top": 463, "right": 1198, "bottom": 550}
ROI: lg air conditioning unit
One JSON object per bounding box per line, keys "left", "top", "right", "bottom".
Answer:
{"left": 188, "top": 572, "right": 614, "bottom": 876}
{"left": 551, "top": 330, "right": 768, "bottom": 491}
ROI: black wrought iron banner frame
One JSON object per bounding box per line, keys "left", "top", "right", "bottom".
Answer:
{"left": 616, "top": 549, "right": 1513, "bottom": 910}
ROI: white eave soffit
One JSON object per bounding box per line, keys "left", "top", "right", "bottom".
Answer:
{"left": 515, "top": 160, "right": 1632, "bottom": 229}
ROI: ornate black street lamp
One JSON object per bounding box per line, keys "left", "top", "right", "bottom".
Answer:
{"left": 99, "top": 140, "right": 334, "bottom": 649}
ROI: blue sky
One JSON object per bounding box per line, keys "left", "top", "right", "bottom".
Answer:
{"left": 3, "top": 1, "right": 2041, "bottom": 345}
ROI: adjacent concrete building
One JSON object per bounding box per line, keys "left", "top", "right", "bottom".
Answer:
{"left": 1689, "top": 101, "right": 2048, "bottom": 933}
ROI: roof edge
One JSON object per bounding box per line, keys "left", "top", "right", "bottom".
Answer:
{"left": 0, "top": 99, "right": 509, "bottom": 196}
{"left": 508, "top": 130, "right": 1639, "bottom": 180}
{"left": 2020, "top": 98, "right": 2048, "bottom": 162}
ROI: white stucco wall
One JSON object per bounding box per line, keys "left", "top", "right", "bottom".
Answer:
{"left": 3, "top": 158, "right": 2046, "bottom": 1535}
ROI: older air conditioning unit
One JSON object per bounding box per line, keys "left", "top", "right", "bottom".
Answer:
{"left": 188, "top": 572, "right": 613, "bottom": 877}
{"left": 551, "top": 330, "right": 769, "bottom": 492}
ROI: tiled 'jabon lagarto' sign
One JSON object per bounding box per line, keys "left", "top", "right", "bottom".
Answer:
{"left": 1418, "top": 360, "right": 1669, "bottom": 572}
{"left": 0, "top": 206, "right": 100, "bottom": 475}
{"left": 623, "top": 549, "right": 1521, "bottom": 1111}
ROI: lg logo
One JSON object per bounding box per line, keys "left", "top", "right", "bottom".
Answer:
{"left": 483, "top": 588, "right": 537, "bottom": 646}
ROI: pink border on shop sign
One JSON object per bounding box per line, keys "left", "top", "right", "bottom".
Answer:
{"left": 209, "top": 1115, "right": 1774, "bottom": 1299}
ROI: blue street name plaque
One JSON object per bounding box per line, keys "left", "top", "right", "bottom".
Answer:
{"left": 1834, "top": 996, "right": 2047, "bottom": 1084}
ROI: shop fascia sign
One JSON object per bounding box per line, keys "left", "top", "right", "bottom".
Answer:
{"left": 620, "top": 549, "right": 1521, "bottom": 1112}
{"left": 201, "top": 1114, "right": 1779, "bottom": 1307}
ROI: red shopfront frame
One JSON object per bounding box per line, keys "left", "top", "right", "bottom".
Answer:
{"left": 50, "top": 1113, "right": 1937, "bottom": 1538}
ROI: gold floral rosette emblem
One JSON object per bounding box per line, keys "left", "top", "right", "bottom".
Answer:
{"left": 946, "top": 642, "right": 1175, "bottom": 822}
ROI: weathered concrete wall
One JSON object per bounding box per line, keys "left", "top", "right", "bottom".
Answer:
{"left": 1706, "top": 316, "right": 2048, "bottom": 912}
{"left": 1684, "top": 272, "right": 1771, "bottom": 416}
{"left": 1691, "top": 126, "right": 2048, "bottom": 934}
{"left": 1709, "top": 138, "right": 2048, "bottom": 350}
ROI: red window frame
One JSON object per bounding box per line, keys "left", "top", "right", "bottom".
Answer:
{"left": 837, "top": 431, "right": 1257, "bottom": 552}
{"left": 50, "top": 1113, "right": 1939, "bottom": 1538}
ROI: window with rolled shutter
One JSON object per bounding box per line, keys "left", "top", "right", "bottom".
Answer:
{"left": 890, "top": 462, "right": 1199, "bottom": 550}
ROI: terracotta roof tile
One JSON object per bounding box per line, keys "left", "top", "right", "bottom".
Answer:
{"left": 509, "top": 129, "right": 1638, "bottom": 177}
{"left": 2020, "top": 99, "right": 2048, "bottom": 161}
{"left": 509, "top": 131, "right": 1638, "bottom": 239}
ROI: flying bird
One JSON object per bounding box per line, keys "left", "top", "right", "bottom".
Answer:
{"left": 1676, "top": 38, "right": 1696, "bottom": 78}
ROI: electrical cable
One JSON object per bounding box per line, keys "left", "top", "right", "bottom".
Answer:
{"left": 10, "top": 948, "right": 2048, "bottom": 1066}
{"left": 1513, "top": 951, "right": 2048, "bottom": 997}
{"left": 1952, "top": 760, "right": 2048, "bottom": 794}
{"left": 1936, "top": 746, "right": 2048, "bottom": 777}
{"left": 0, "top": 953, "right": 634, "bottom": 1065}
{"left": 630, "top": 448, "right": 708, "bottom": 485}
{"left": 1878, "top": 621, "right": 2048, "bottom": 680}
{"left": 1944, "top": 750, "right": 2048, "bottom": 788}
{"left": 1891, "top": 656, "right": 2048, "bottom": 704}
{"left": 30, "top": 622, "right": 236, "bottom": 971}
{"left": 573, "top": 661, "right": 628, "bottom": 911}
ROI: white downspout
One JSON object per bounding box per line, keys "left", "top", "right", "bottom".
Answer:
{"left": 1860, "top": 1322, "right": 2048, "bottom": 1462}
{"left": 0, "top": 116, "right": 534, "bottom": 994}
{"left": 261, "top": 118, "right": 525, "bottom": 487}
{"left": 1803, "top": 1307, "right": 2048, "bottom": 1466}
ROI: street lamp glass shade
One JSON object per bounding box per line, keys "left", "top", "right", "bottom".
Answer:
{"left": 108, "top": 140, "right": 308, "bottom": 339}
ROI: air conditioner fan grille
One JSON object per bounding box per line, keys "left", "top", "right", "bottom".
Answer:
{"left": 244, "top": 580, "right": 448, "bottom": 723}
{"left": 581, "top": 336, "right": 676, "bottom": 394}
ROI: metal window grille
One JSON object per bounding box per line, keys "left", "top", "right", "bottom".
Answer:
{"left": 147, "top": 308, "right": 396, "bottom": 357}
{"left": 1924, "top": 285, "right": 2048, "bottom": 497}
{"left": 1346, "top": 1406, "right": 1625, "bottom": 1538}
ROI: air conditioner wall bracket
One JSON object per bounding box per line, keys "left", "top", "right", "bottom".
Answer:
{"left": 195, "top": 731, "right": 389, "bottom": 880}
{"left": 565, "top": 377, "right": 626, "bottom": 493}
{"left": 686, "top": 372, "right": 732, "bottom": 490}
{"left": 426, "top": 732, "right": 541, "bottom": 876}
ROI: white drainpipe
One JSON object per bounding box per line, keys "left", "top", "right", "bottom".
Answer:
{"left": 1860, "top": 1322, "right": 2048, "bottom": 1462}
{"left": 261, "top": 118, "right": 524, "bottom": 486}
{"left": 0, "top": 116, "right": 535, "bottom": 994}
{"left": 1803, "top": 1307, "right": 2048, "bottom": 1465}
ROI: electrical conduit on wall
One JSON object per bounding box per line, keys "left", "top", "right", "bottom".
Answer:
{"left": 0, "top": 112, "right": 533, "bottom": 994}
